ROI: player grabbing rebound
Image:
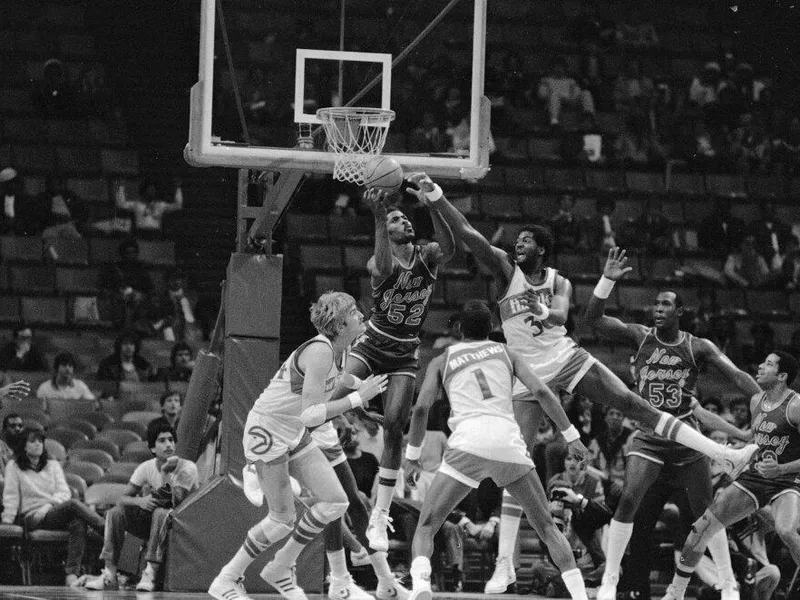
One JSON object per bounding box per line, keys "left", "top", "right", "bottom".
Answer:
{"left": 415, "top": 172, "right": 759, "bottom": 593}
{"left": 209, "top": 292, "right": 387, "bottom": 600}
{"left": 586, "top": 248, "right": 759, "bottom": 600}
{"left": 661, "top": 351, "right": 800, "bottom": 600}
{"left": 331, "top": 186, "right": 455, "bottom": 553}
{"left": 403, "top": 300, "right": 590, "bottom": 600}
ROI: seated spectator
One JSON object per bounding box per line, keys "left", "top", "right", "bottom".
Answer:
{"left": 615, "top": 11, "right": 659, "bottom": 48}
{"left": 549, "top": 194, "right": 585, "bottom": 252}
{"left": 720, "top": 63, "right": 767, "bottom": 119}
{"left": 729, "top": 112, "right": 771, "bottom": 174}
{"left": 38, "top": 175, "right": 89, "bottom": 240}
{"left": 752, "top": 201, "right": 793, "bottom": 272}
{"left": 586, "top": 197, "right": 621, "bottom": 253}
{"left": 0, "top": 325, "right": 48, "bottom": 372}
{"left": 1, "top": 413, "right": 25, "bottom": 483}
{"left": 115, "top": 179, "right": 184, "bottom": 236}
{"left": 613, "top": 60, "right": 654, "bottom": 112}
{"left": 588, "top": 406, "right": 632, "bottom": 501}
{"left": 155, "top": 342, "right": 195, "bottom": 382}
{"left": 698, "top": 198, "right": 746, "bottom": 255}
{"left": 613, "top": 112, "right": 667, "bottom": 166}
{"left": 724, "top": 235, "right": 771, "bottom": 288}
{"left": 31, "top": 58, "right": 75, "bottom": 116}
{"left": 99, "top": 238, "right": 154, "bottom": 332}
{"left": 83, "top": 423, "right": 198, "bottom": 592}
{"left": 147, "top": 391, "right": 183, "bottom": 434}
{"left": 76, "top": 64, "right": 113, "bottom": 117}
{"left": 627, "top": 199, "right": 673, "bottom": 255}
{"left": 728, "top": 397, "right": 752, "bottom": 431}
{"left": 2, "top": 427, "right": 105, "bottom": 586}
{"left": 689, "top": 62, "right": 723, "bottom": 107}
{"left": 97, "top": 330, "right": 154, "bottom": 383}
{"left": 151, "top": 272, "right": 201, "bottom": 345}
{"left": 352, "top": 412, "right": 384, "bottom": 462}
{"left": 343, "top": 422, "right": 380, "bottom": 497}
{"left": 0, "top": 167, "right": 42, "bottom": 236}
{"left": 37, "top": 352, "right": 96, "bottom": 410}
{"left": 537, "top": 59, "right": 596, "bottom": 127}
{"left": 408, "top": 111, "right": 448, "bottom": 154}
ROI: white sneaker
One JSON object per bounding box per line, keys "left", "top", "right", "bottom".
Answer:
{"left": 136, "top": 564, "right": 157, "bottom": 592}
{"left": 661, "top": 583, "right": 682, "bottom": 600}
{"left": 209, "top": 573, "right": 253, "bottom": 600}
{"left": 350, "top": 547, "right": 370, "bottom": 567}
{"left": 261, "top": 561, "right": 308, "bottom": 600}
{"left": 366, "top": 510, "right": 394, "bottom": 553}
{"left": 596, "top": 571, "right": 619, "bottom": 600}
{"left": 484, "top": 555, "right": 516, "bottom": 594}
{"left": 84, "top": 568, "right": 119, "bottom": 591}
{"left": 719, "top": 444, "right": 759, "bottom": 480}
{"left": 328, "top": 574, "right": 374, "bottom": 600}
{"left": 242, "top": 464, "right": 263, "bottom": 506}
{"left": 375, "top": 578, "right": 410, "bottom": 600}
{"left": 719, "top": 580, "right": 741, "bottom": 600}
{"left": 408, "top": 578, "right": 432, "bottom": 600}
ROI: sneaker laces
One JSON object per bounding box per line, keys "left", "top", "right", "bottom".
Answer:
{"left": 234, "top": 576, "right": 247, "bottom": 594}
{"left": 373, "top": 511, "right": 395, "bottom": 533}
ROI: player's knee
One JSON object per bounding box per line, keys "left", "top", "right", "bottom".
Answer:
{"left": 258, "top": 510, "right": 295, "bottom": 542}
{"left": 314, "top": 500, "right": 349, "bottom": 523}
{"left": 774, "top": 519, "right": 797, "bottom": 539}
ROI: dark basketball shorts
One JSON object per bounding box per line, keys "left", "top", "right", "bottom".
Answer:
{"left": 439, "top": 447, "right": 534, "bottom": 489}
{"left": 350, "top": 326, "right": 420, "bottom": 377}
{"left": 626, "top": 428, "right": 706, "bottom": 468}
{"left": 733, "top": 470, "right": 800, "bottom": 510}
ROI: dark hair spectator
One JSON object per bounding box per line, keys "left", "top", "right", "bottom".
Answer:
{"left": 98, "top": 238, "right": 154, "bottom": 332}
{"left": 115, "top": 178, "right": 184, "bottom": 236}
{"left": 0, "top": 325, "right": 48, "bottom": 372}
{"left": 97, "top": 330, "right": 154, "bottom": 383}
{"left": 36, "top": 352, "right": 97, "bottom": 412}
{"left": 38, "top": 175, "right": 90, "bottom": 240}
{"left": 147, "top": 391, "right": 183, "bottom": 435}
{"left": 1, "top": 413, "right": 24, "bottom": 483}
{"left": 151, "top": 272, "right": 201, "bottom": 346}
{"left": 156, "top": 342, "right": 195, "bottom": 383}
{"left": 31, "top": 58, "right": 76, "bottom": 116}
{"left": 549, "top": 195, "right": 586, "bottom": 253}
{"left": 1, "top": 427, "right": 104, "bottom": 586}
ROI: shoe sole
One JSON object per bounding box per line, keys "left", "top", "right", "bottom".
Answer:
{"left": 726, "top": 445, "right": 758, "bottom": 480}
{"left": 484, "top": 576, "right": 516, "bottom": 595}
{"left": 412, "top": 590, "right": 432, "bottom": 600}
{"left": 208, "top": 582, "right": 246, "bottom": 600}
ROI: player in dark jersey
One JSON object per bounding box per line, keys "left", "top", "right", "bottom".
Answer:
{"left": 660, "top": 351, "right": 800, "bottom": 600}
{"left": 585, "top": 248, "right": 760, "bottom": 600}
{"left": 333, "top": 185, "right": 455, "bottom": 553}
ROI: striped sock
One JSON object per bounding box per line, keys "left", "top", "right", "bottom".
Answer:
{"left": 221, "top": 533, "right": 269, "bottom": 578}
{"left": 654, "top": 414, "right": 722, "bottom": 459}
{"left": 375, "top": 468, "right": 399, "bottom": 513}
{"left": 497, "top": 491, "right": 523, "bottom": 561}
{"left": 274, "top": 506, "right": 327, "bottom": 566}
{"left": 670, "top": 567, "right": 694, "bottom": 599}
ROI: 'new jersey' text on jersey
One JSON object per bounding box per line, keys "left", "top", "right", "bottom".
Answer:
{"left": 442, "top": 340, "right": 531, "bottom": 464}
{"left": 633, "top": 328, "right": 698, "bottom": 418}
{"left": 751, "top": 390, "right": 800, "bottom": 486}
{"left": 498, "top": 266, "right": 577, "bottom": 381}
{"left": 370, "top": 246, "right": 436, "bottom": 340}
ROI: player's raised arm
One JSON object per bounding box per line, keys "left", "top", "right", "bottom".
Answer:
{"left": 584, "top": 247, "right": 645, "bottom": 345}
{"left": 408, "top": 173, "right": 514, "bottom": 286}
{"left": 404, "top": 356, "right": 444, "bottom": 487}
{"left": 694, "top": 337, "right": 761, "bottom": 398}
{"left": 366, "top": 188, "right": 394, "bottom": 280}
{"left": 691, "top": 401, "right": 752, "bottom": 442}
{"left": 507, "top": 347, "right": 589, "bottom": 462}
{"left": 405, "top": 174, "right": 455, "bottom": 265}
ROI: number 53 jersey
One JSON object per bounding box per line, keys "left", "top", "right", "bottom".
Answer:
{"left": 628, "top": 328, "right": 703, "bottom": 466}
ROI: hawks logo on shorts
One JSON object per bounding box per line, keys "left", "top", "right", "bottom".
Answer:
{"left": 247, "top": 425, "right": 274, "bottom": 456}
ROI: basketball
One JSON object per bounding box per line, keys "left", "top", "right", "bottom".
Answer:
{"left": 362, "top": 156, "right": 404, "bottom": 194}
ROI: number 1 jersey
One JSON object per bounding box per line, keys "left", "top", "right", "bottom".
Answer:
{"left": 632, "top": 328, "right": 699, "bottom": 418}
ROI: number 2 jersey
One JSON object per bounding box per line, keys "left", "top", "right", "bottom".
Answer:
{"left": 443, "top": 340, "right": 532, "bottom": 465}
{"left": 370, "top": 246, "right": 436, "bottom": 341}
{"left": 498, "top": 266, "right": 579, "bottom": 382}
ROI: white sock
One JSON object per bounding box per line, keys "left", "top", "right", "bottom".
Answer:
{"left": 561, "top": 567, "right": 588, "bottom": 600}
{"left": 706, "top": 530, "right": 735, "bottom": 585}
{"left": 221, "top": 532, "right": 269, "bottom": 578}
{"left": 498, "top": 491, "right": 522, "bottom": 561}
{"left": 604, "top": 520, "right": 634, "bottom": 577}
{"left": 670, "top": 569, "right": 693, "bottom": 599}
{"left": 369, "top": 551, "right": 394, "bottom": 582}
{"left": 410, "top": 556, "right": 431, "bottom": 582}
{"left": 375, "top": 468, "right": 399, "bottom": 513}
{"left": 274, "top": 506, "right": 327, "bottom": 566}
{"left": 327, "top": 549, "right": 349, "bottom": 579}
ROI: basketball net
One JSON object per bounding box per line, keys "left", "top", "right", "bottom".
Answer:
{"left": 317, "top": 107, "right": 396, "bottom": 184}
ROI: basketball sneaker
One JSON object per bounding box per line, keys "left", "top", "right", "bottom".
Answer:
{"left": 136, "top": 563, "right": 157, "bottom": 592}
{"left": 84, "top": 568, "right": 119, "bottom": 591}
{"left": 718, "top": 444, "right": 759, "bottom": 480}
{"left": 718, "top": 580, "right": 741, "bottom": 600}
{"left": 327, "top": 574, "right": 374, "bottom": 600}
{"left": 596, "top": 571, "right": 619, "bottom": 600}
{"left": 366, "top": 509, "right": 394, "bottom": 553}
{"left": 376, "top": 578, "right": 410, "bottom": 600}
{"left": 209, "top": 573, "right": 254, "bottom": 600}
{"left": 660, "top": 583, "right": 682, "bottom": 600}
{"left": 350, "top": 546, "right": 371, "bottom": 567}
{"left": 408, "top": 557, "right": 432, "bottom": 600}
{"left": 484, "top": 555, "right": 516, "bottom": 594}
{"left": 261, "top": 561, "right": 307, "bottom": 600}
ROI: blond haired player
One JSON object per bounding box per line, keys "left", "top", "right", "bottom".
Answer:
{"left": 209, "top": 292, "right": 387, "bottom": 600}
{"left": 403, "top": 300, "right": 590, "bottom": 600}
{"left": 411, "top": 172, "right": 759, "bottom": 593}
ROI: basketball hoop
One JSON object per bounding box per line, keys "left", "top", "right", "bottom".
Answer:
{"left": 317, "top": 107, "right": 396, "bottom": 184}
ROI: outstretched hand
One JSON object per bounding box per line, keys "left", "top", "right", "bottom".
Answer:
{"left": 365, "top": 187, "right": 391, "bottom": 215}
{"left": 405, "top": 172, "right": 436, "bottom": 204}
{"left": 0, "top": 380, "right": 31, "bottom": 401}
{"left": 603, "top": 247, "right": 633, "bottom": 281}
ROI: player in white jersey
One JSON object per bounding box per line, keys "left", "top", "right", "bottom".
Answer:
{"left": 411, "top": 172, "right": 760, "bottom": 592}
{"left": 402, "top": 300, "right": 590, "bottom": 600}
{"left": 209, "top": 292, "right": 387, "bottom": 600}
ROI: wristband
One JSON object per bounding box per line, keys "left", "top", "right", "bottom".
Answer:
{"left": 349, "top": 375, "right": 363, "bottom": 390}
{"left": 561, "top": 425, "right": 581, "bottom": 443}
{"left": 425, "top": 184, "right": 443, "bottom": 202}
{"left": 593, "top": 276, "right": 616, "bottom": 299}
{"left": 347, "top": 392, "right": 364, "bottom": 410}
{"left": 405, "top": 445, "right": 422, "bottom": 461}
{"left": 537, "top": 304, "right": 550, "bottom": 321}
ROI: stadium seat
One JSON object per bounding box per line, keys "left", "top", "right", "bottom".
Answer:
{"left": 97, "top": 429, "right": 142, "bottom": 452}
{"left": 706, "top": 174, "right": 746, "bottom": 198}
{"left": 122, "top": 441, "right": 152, "bottom": 463}
{"left": 521, "top": 194, "right": 557, "bottom": 221}
{"left": 44, "top": 438, "right": 66, "bottom": 463}
{"left": 72, "top": 438, "right": 121, "bottom": 461}
{"left": 46, "top": 238, "right": 89, "bottom": 266}
{"left": 660, "top": 201, "right": 685, "bottom": 224}
{"left": 480, "top": 193, "right": 522, "bottom": 219}
{"left": 299, "top": 245, "right": 342, "bottom": 270}
{"left": 47, "top": 427, "right": 88, "bottom": 450}
{"left": 530, "top": 138, "right": 561, "bottom": 161}
{"left": 68, "top": 448, "right": 114, "bottom": 471}
{"left": 66, "top": 178, "right": 109, "bottom": 204}
{"left": 614, "top": 200, "right": 643, "bottom": 222}
{"left": 137, "top": 240, "right": 176, "bottom": 266}
{"left": 668, "top": 173, "right": 705, "bottom": 196}
{"left": 443, "top": 277, "right": 487, "bottom": 306}
{"left": 586, "top": 169, "right": 625, "bottom": 192}
{"left": 10, "top": 265, "right": 55, "bottom": 293}
{"left": 107, "top": 420, "right": 148, "bottom": 439}
{"left": 100, "top": 149, "right": 139, "bottom": 176}
{"left": 64, "top": 472, "right": 87, "bottom": 500}
{"left": 55, "top": 267, "right": 100, "bottom": 294}
{"left": 421, "top": 309, "right": 453, "bottom": 336}
{"left": 12, "top": 145, "right": 55, "bottom": 171}
{"left": 64, "top": 460, "right": 104, "bottom": 486}
{"left": 47, "top": 398, "right": 97, "bottom": 422}
{"left": 556, "top": 253, "right": 601, "bottom": 279}
{"left": 504, "top": 166, "right": 536, "bottom": 192}
{"left": 682, "top": 198, "right": 715, "bottom": 224}
{"left": 89, "top": 238, "right": 120, "bottom": 263}
{"left": 0, "top": 518, "right": 27, "bottom": 584}
{"left": 745, "top": 290, "right": 789, "bottom": 317}
{"left": 309, "top": 272, "right": 344, "bottom": 298}
{"left": 56, "top": 146, "right": 101, "bottom": 174}
{"left": 747, "top": 176, "right": 786, "bottom": 200}
{"left": 20, "top": 297, "right": 66, "bottom": 325}
{"left": 1, "top": 236, "right": 42, "bottom": 262}
{"left": 715, "top": 288, "right": 746, "bottom": 311}
{"left": 64, "top": 418, "right": 98, "bottom": 440}
{"left": 730, "top": 201, "right": 761, "bottom": 223}
{"left": 618, "top": 285, "right": 657, "bottom": 313}
{"left": 47, "top": 120, "right": 92, "bottom": 145}
{"left": 626, "top": 171, "right": 665, "bottom": 195}
{"left": 545, "top": 167, "right": 586, "bottom": 192}
{"left": 342, "top": 245, "right": 373, "bottom": 271}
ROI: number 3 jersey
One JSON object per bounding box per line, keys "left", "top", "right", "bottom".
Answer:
{"left": 498, "top": 266, "right": 578, "bottom": 382}
{"left": 632, "top": 328, "right": 699, "bottom": 418}
{"left": 370, "top": 246, "right": 436, "bottom": 341}
{"left": 442, "top": 340, "right": 532, "bottom": 465}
